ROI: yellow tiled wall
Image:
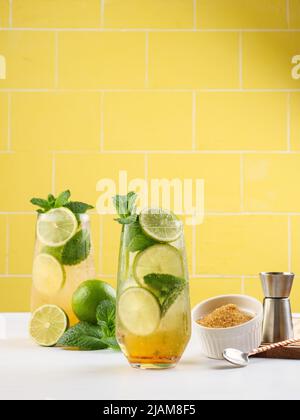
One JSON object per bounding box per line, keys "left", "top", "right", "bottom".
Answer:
{"left": 0, "top": 0, "right": 300, "bottom": 311}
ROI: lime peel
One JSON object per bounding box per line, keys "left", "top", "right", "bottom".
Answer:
{"left": 37, "top": 207, "right": 78, "bottom": 247}
{"left": 29, "top": 305, "right": 68, "bottom": 347}
{"left": 133, "top": 244, "right": 184, "bottom": 288}
{"left": 118, "top": 287, "right": 161, "bottom": 336}
{"left": 139, "top": 208, "right": 182, "bottom": 243}
{"left": 33, "top": 253, "right": 65, "bottom": 296}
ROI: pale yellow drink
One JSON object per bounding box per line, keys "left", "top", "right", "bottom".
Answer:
{"left": 31, "top": 213, "right": 96, "bottom": 326}
{"left": 116, "top": 211, "right": 191, "bottom": 369}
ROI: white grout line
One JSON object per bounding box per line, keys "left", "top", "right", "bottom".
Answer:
{"left": 1, "top": 88, "right": 300, "bottom": 93}
{"left": 0, "top": 211, "right": 35, "bottom": 215}
{"left": 51, "top": 149, "right": 300, "bottom": 155}
{"left": 100, "top": 0, "right": 105, "bottom": 28}
{"left": 144, "top": 154, "right": 148, "bottom": 181}
{"left": 8, "top": 0, "right": 12, "bottom": 28}
{"left": 241, "top": 276, "right": 245, "bottom": 294}
{"left": 51, "top": 153, "right": 56, "bottom": 196}
{"left": 1, "top": 28, "right": 300, "bottom": 32}
{"left": 287, "top": 92, "right": 291, "bottom": 151}
{"left": 0, "top": 211, "right": 298, "bottom": 216}
{"left": 0, "top": 211, "right": 36, "bottom": 216}
{"left": 98, "top": 274, "right": 115, "bottom": 279}
{"left": 239, "top": 32, "right": 243, "bottom": 89}
{"left": 286, "top": 0, "right": 291, "bottom": 28}
{"left": 288, "top": 215, "right": 292, "bottom": 272}
{"left": 240, "top": 154, "right": 244, "bottom": 211}
{"left": 193, "top": 0, "right": 197, "bottom": 30}
{"left": 5, "top": 216, "right": 9, "bottom": 275}
{"left": 192, "top": 274, "right": 258, "bottom": 279}
{"left": 100, "top": 92, "right": 105, "bottom": 151}
{"left": 192, "top": 91, "right": 197, "bottom": 150}
{"left": 205, "top": 212, "right": 299, "bottom": 216}
{"left": 98, "top": 216, "right": 103, "bottom": 275}
{"left": 54, "top": 32, "right": 59, "bottom": 88}
{"left": 145, "top": 32, "right": 149, "bottom": 88}
{"left": 0, "top": 274, "right": 31, "bottom": 278}
{"left": 192, "top": 224, "right": 197, "bottom": 277}
{"left": 7, "top": 93, "right": 11, "bottom": 151}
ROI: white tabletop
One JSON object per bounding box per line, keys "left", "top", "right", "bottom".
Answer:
{"left": 0, "top": 313, "right": 299, "bottom": 401}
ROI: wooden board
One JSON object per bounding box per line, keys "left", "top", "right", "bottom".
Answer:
{"left": 254, "top": 317, "right": 300, "bottom": 360}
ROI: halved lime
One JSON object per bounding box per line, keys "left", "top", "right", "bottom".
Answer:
{"left": 118, "top": 287, "right": 161, "bottom": 336}
{"left": 33, "top": 253, "right": 65, "bottom": 296}
{"left": 37, "top": 207, "right": 78, "bottom": 247}
{"left": 139, "top": 208, "right": 182, "bottom": 243}
{"left": 133, "top": 244, "right": 184, "bottom": 287}
{"left": 29, "top": 305, "right": 68, "bottom": 347}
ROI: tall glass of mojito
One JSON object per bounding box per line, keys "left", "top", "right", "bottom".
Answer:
{"left": 30, "top": 191, "right": 95, "bottom": 326}
{"left": 114, "top": 193, "right": 191, "bottom": 369}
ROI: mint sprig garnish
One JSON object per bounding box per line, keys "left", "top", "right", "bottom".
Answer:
{"left": 64, "top": 202, "right": 94, "bottom": 214}
{"left": 61, "top": 230, "right": 91, "bottom": 266}
{"left": 113, "top": 192, "right": 138, "bottom": 225}
{"left": 58, "top": 300, "right": 120, "bottom": 351}
{"left": 30, "top": 190, "right": 94, "bottom": 216}
{"left": 113, "top": 192, "right": 158, "bottom": 252}
{"left": 143, "top": 273, "right": 186, "bottom": 316}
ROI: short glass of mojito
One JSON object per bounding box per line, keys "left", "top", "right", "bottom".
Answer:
{"left": 30, "top": 192, "right": 95, "bottom": 326}
{"left": 115, "top": 196, "right": 191, "bottom": 369}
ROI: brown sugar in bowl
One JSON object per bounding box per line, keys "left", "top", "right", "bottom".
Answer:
{"left": 192, "top": 295, "right": 263, "bottom": 360}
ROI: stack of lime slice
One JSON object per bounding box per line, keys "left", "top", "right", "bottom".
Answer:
{"left": 118, "top": 208, "right": 185, "bottom": 336}
{"left": 33, "top": 208, "right": 78, "bottom": 296}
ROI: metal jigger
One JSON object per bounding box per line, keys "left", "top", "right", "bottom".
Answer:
{"left": 260, "top": 272, "right": 295, "bottom": 343}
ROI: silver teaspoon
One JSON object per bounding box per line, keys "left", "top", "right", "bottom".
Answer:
{"left": 223, "top": 337, "right": 300, "bottom": 367}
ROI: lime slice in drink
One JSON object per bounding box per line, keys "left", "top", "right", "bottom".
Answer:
{"left": 29, "top": 305, "right": 68, "bottom": 347}
{"left": 118, "top": 287, "right": 161, "bottom": 336}
{"left": 33, "top": 253, "right": 65, "bottom": 296}
{"left": 37, "top": 207, "right": 78, "bottom": 247}
{"left": 139, "top": 208, "right": 182, "bottom": 243}
{"left": 133, "top": 244, "right": 184, "bottom": 287}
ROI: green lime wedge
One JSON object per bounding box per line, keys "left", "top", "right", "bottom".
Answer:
{"left": 29, "top": 305, "right": 68, "bottom": 347}
{"left": 133, "top": 244, "right": 184, "bottom": 287}
{"left": 139, "top": 208, "right": 182, "bottom": 243}
{"left": 33, "top": 253, "right": 65, "bottom": 296}
{"left": 118, "top": 287, "right": 161, "bottom": 336}
{"left": 37, "top": 207, "right": 78, "bottom": 247}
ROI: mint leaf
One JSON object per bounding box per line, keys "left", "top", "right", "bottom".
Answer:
{"left": 113, "top": 192, "right": 138, "bottom": 225}
{"left": 113, "top": 195, "right": 128, "bottom": 218}
{"left": 30, "top": 198, "right": 51, "bottom": 212}
{"left": 128, "top": 234, "right": 154, "bottom": 252}
{"left": 96, "top": 301, "right": 120, "bottom": 351}
{"left": 64, "top": 201, "right": 94, "bottom": 214}
{"left": 55, "top": 190, "right": 71, "bottom": 208}
{"left": 42, "top": 245, "right": 63, "bottom": 263}
{"left": 100, "top": 336, "right": 120, "bottom": 351}
{"left": 125, "top": 222, "right": 155, "bottom": 252}
{"left": 48, "top": 194, "right": 56, "bottom": 205}
{"left": 96, "top": 300, "right": 116, "bottom": 330}
{"left": 61, "top": 229, "right": 91, "bottom": 265}
{"left": 144, "top": 273, "right": 186, "bottom": 316}
{"left": 127, "top": 191, "right": 138, "bottom": 214}
{"left": 57, "top": 323, "right": 108, "bottom": 351}
{"left": 115, "top": 214, "right": 138, "bottom": 225}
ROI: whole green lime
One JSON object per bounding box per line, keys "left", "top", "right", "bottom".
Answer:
{"left": 72, "top": 280, "right": 116, "bottom": 324}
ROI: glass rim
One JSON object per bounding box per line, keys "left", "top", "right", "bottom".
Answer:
{"left": 37, "top": 212, "right": 90, "bottom": 220}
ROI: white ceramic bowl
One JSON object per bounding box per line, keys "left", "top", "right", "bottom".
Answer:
{"left": 192, "top": 295, "right": 263, "bottom": 360}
